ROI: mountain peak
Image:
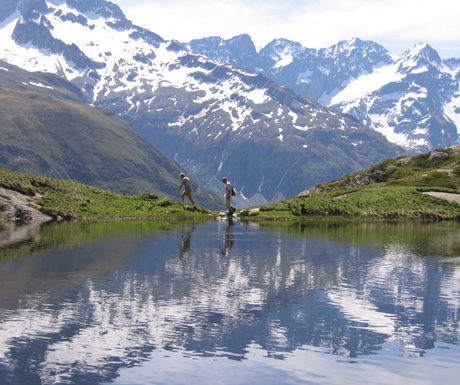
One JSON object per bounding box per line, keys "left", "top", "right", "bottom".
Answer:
{"left": 228, "top": 33, "right": 253, "bottom": 44}
{"left": 322, "top": 37, "right": 389, "bottom": 61}
{"left": 66, "top": 0, "right": 127, "bottom": 22}
{"left": 265, "top": 38, "right": 306, "bottom": 51}
{"left": 259, "top": 38, "right": 308, "bottom": 68}
{"left": 186, "top": 34, "right": 259, "bottom": 68}
{"left": 404, "top": 42, "right": 442, "bottom": 65}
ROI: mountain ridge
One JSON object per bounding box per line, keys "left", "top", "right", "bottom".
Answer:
{"left": 187, "top": 35, "right": 460, "bottom": 153}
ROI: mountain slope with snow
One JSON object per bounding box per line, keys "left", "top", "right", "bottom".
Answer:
{"left": 188, "top": 36, "right": 460, "bottom": 153}
{"left": 0, "top": 60, "right": 223, "bottom": 208}
{"left": 0, "top": 0, "right": 402, "bottom": 206}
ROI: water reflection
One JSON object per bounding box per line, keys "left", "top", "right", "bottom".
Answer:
{"left": 177, "top": 224, "right": 195, "bottom": 260}
{"left": 221, "top": 219, "right": 235, "bottom": 257}
{"left": 0, "top": 220, "right": 459, "bottom": 384}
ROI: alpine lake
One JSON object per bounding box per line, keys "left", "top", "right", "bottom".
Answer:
{"left": 0, "top": 218, "right": 459, "bottom": 385}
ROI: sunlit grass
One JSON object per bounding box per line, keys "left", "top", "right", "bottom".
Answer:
{"left": 0, "top": 168, "right": 213, "bottom": 220}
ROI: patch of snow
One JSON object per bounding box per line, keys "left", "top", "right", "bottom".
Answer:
{"left": 194, "top": 107, "right": 210, "bottom": 119}
{"left": 273, "top": 47, "right": 294, "bottom": 68}
{"left": 245, "top": 88, "right": 269, "bottom": 104}
{"left": 330, "top": 63, "right": 404, "bottom": 106}
{"left": 368, "top": 112, "right": 409, "bottom": 146}
{"left": 294, "top": 125, "right": 309, "bottom": 131}
{"left": 410, "top": 66, "right": 429, "bottom": 74}
{"left": 168, "top": 116, "right": 187, "bottom": 127}
{"left": 444, "top": 98, "right": 460, "bottom": 135}
{"left": 412, "top": 127, "right": 428, "bottom": 135}
{"left": 29, "top": 82, "right": 54, "bottom": 89}
{"left": 288, "top": 110, "right": 298, "bottom": 124}
{"left": 258, "top": 177, "right": 265, "bottom": 193}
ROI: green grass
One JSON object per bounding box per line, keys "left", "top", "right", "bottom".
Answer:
{"left": 239, "top": 147, "right": 460, "bottom": 221}
{"left": 0, "top": 168, "right": 214, "bottom": 220}
{"left": 4, "top": 146, "right": 460, "bottom": 222}
{"left": 239, "top": 186, "right": 460, "bottom": 220}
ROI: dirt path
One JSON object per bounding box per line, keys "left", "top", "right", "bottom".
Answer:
{"left": 423, "top": 191, "right": 460, "bottom": 204}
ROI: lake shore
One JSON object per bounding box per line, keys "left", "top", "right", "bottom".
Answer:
{"left": 3, "top": 183, "right": 460, "bottom": 223}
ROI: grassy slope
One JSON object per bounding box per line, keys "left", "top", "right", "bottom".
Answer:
{"left": 0, "top": 168, "right": 214, "bottom": 220}
{"left": 3, "top": 147, "right": 460, "bottom": 221}
{"left": 0, "top": 85, "right": 192, "bottom": 195}
{"left": 240, "top": 147, "right": 460, "bottom": 220}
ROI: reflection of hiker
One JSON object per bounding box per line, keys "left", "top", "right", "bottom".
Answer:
{"left": 222, "top": 177, "right": 235, "bottom": 215}
{"left": 177, "top": 225, "right": 195, "bottom": 260}
{"left": 177, "top": 173, "right": 196, "bottom": 210}
{"left": 221, "top": 220, "right": 234, "bottom": 257}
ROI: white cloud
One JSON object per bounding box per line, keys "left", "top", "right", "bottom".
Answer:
{"left": 113, "top": 0, "right": 460, "bottom": 58}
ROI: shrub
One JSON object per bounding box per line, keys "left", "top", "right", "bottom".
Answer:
{"left": 157, "top": 198, "right": 174, "bottom": 207}
{"left": 416, "top": 171, "right": 457, "bottom": 189}
{"left": 137, "top": 192, "right": 159, "bottom": 201}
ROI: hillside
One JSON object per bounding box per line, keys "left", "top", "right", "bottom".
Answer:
{"left": 0, "top": 168, "right": 213, "bottom": 221}
{"left": 0, "top": 61, "right": 222, "bottom": 209}
{"left": 240, "top": 146, "right": 460, "bottom": 220}
{"left": 3, "top": 147, "right": 460, "bottom": 222}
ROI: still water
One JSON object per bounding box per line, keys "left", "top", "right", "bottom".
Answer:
{"left": 0, "top": 219, "right": 459, "bottom": 385}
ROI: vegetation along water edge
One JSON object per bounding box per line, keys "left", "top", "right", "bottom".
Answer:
{"left": 2, "top": 146, "right": 460, "bottom": 222}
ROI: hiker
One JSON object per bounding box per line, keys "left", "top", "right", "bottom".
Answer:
{"left": 177, "top": 173, "right": 196, "bottom": 209}
{"left": 222, "top": 177, "right": 236, "bottom": 215}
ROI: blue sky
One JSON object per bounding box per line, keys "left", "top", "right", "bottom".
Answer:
{"left": 111, "top": 0, "right": 460, "bottom": 59}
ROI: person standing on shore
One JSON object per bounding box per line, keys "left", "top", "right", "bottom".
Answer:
{"left": 177, "top": 173, "right": 196, "bottom": 210}
{"left": 222, "top": 177, "right": 235, "bottom": 215}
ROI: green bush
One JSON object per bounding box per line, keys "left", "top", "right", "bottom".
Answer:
{"left": 137, "top": 192, "right": 159, "bottom": 201}
{"left": 416, "top": 171, "right": 457, "bottom": 189}
{"left": 157, "top": 198, "right": 174, "bottom": 207}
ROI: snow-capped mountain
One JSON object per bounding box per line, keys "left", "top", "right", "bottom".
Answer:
{"left": 187, "top": 35, "right": 460, "bottom": 153}
{"left": 0, "top": 0, "right": 402, "bottom": 206}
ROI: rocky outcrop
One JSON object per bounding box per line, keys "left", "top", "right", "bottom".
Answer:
{"left": 0, "top": 187, "right": 52, "bottom": 221}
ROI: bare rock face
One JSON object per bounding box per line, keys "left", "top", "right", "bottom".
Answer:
{"left": 0, "top": 187, "right": 52, "bottom": 221}
{"left": 429, "top": 150, "right": 449, "bottom": 162}
{"left": 296, "top": 190, "right": 311, "bottom": 198}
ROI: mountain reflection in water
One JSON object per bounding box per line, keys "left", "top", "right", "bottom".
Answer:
{"left": 0, "top": 220, "right": 459, "bottom": 385}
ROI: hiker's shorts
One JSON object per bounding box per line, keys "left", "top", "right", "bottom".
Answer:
{"left": 184, "top": 186, "right": 192, "bottom": 199}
